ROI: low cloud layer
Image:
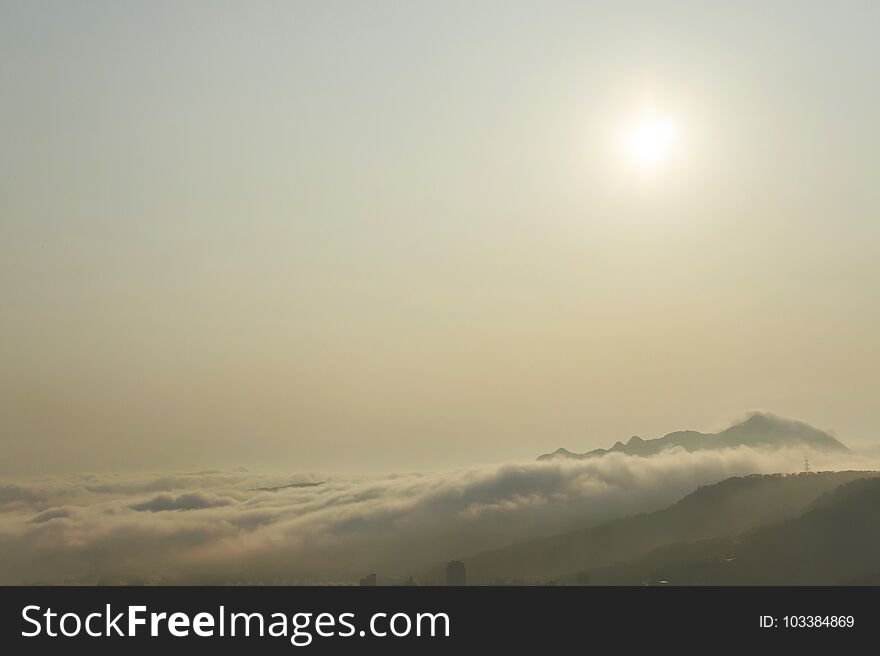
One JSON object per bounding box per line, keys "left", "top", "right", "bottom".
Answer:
{"left": 130, "top": 492, "right": 234, "bottom": 513}
{"left": 0, "top": 447, "right": 875, "bottom": 584}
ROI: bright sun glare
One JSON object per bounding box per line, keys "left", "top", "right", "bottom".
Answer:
{"left": 626, "top": 115, "right": 679, "bottom": 171}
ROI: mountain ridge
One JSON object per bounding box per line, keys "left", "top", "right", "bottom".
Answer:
{"left": 580, "top": 474, "right": 880, "bottom": 585}
{"left": 537, "top": 413, "right": 848, "bottom": 461}
{"left": 457, "top": 470, "right": 877, "bottom": 584}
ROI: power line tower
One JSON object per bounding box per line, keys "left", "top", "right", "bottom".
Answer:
{"left": 803, "top": 455, "right": 810, "bottom": 473}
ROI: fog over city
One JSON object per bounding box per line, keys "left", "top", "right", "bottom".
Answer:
{"left": 1, "top": 440, "right": 874, "bottom": 585}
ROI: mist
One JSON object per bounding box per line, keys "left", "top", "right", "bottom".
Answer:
{"left": 0, "top": 446, "right": 874, "bottom": 585}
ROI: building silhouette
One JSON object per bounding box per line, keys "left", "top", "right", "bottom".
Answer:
{"left": 359, "top": 573, "right": 377, "bottom": 586}
{"left": 446, "top": 560, "right": 466, "bottom": 586}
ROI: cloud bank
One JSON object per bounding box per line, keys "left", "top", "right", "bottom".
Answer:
{"left": 0, "top": 446, "right": 875, "bottom": 584}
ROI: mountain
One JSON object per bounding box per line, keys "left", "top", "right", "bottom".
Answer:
{"left": 459, "top": 471, "right": 875, "bottom": 584}
{"left": 581, "top": 474, "right": 880, "bottom": 585}
{"left": 537, "top": 413, "right": 848, "bottom": 461}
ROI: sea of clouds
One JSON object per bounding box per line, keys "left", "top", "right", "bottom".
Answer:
{"left": 0, "top": 446, "right": 875, "bottom": 585}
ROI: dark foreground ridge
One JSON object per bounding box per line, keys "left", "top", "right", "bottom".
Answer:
{"left": 461, "top": 471, "right": 877, "bottom": 584}
{"left": 584, "top": 474, "right": 880, "bottom": 585}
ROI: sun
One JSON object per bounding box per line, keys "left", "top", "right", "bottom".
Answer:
{"left": 625, "top": 115, "right": 679, "bottom": 171}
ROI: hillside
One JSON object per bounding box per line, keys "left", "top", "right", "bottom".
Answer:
{"left": 461, "top": 471, "right": 875, "bottom": 584}
{"left": 580, "top": 474, "right": 880, "bottom": 585}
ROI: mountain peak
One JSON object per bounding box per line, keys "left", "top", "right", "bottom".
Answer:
{"left": 742, "top": 413, "right": 775, "bottom": 427}
{"left": 538, "top": 413, "right": 848, "bottom": 461}
{"left": 736, "top": 412, "right": 801, "bottom": 432}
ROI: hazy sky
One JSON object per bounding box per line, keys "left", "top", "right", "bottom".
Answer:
{"left": 1, "top": 1, "right": 878, "bottom": 475}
